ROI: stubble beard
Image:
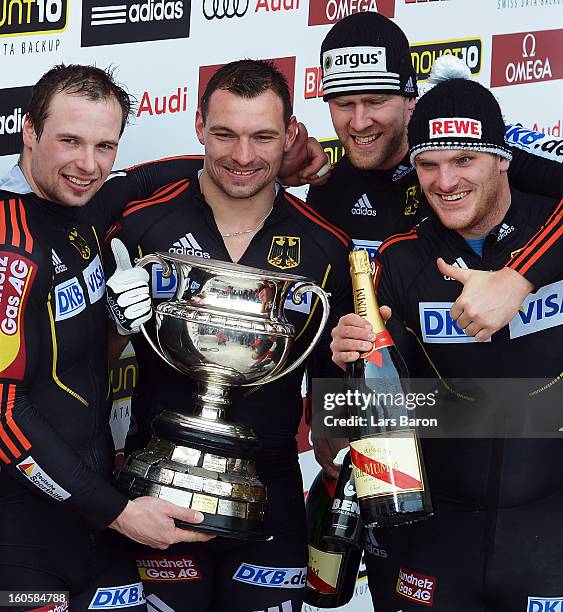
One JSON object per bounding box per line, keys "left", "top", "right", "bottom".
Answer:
{"left": 344, "top": 125, "right": 408, "bottom": 172}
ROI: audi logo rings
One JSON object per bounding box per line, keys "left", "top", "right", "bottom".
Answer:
{"left": 203, "top": 0, "right": 250, "bottom": 19}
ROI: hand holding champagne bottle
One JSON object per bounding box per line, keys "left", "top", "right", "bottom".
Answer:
{"left": 304, "top": 456, "right": 363, "bottom": 608}
{"left": 343, "top": 250, "right": 433, "bottom": 528}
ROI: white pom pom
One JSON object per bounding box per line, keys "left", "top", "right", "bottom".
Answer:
{"left": 417, "top": 55, "right": 472, "bottom": 98}
{"left": 428, "top": 55, "right": 472, "bottom": 85}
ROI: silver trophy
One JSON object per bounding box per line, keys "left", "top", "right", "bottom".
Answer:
{"left": 115, "top": 253, "right": 330, "bottom": 540}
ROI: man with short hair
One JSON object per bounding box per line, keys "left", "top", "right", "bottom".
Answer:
{"left": 330, "top": 74, "right": 563, "bottom": 611}
{"left": 308, "top": 12, "right": 562, "bottom": 345}
{"left": 106, "top": 59, "right": 352, "bottom": 612}
{"left": 0, "top": 64, "right": 215, "bottom": 611}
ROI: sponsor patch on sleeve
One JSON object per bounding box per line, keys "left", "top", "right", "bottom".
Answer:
{"left": 0, "top": 251, "right": 37, "bottom": 379}
{"left": 16, "top": 456, "right": 71, "bottom": 501}
{"left": 396, "top": 567, "right": 437, "bottom": 606}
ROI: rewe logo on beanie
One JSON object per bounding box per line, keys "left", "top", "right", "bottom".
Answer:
{"left": 429, "top": 118, "right": 482, "bottom": 139}
{"left": 323, "top": 46, "right": 387, "bottom": 74}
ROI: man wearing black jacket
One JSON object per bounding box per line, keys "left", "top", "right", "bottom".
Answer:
{"left": 331, "top": 72, "right": 562, "bottom": 612}
{"left": 307, "top": 12, "right": 562, "bottom": 347}
{"left": 105, "top": 59, "right": 353, "bottom": 612}
{"left": 0, "top": 64, "right": 219, "bottom": 612}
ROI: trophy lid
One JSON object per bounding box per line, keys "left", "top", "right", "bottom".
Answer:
{"left": 156, "top": 252, "right": 314, "bottom": 284}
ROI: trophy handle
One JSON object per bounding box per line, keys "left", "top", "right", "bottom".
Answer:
{"left": 134, "top": 254, "right": 184, "bottom": 374}
{"left": 244, "top": 283, "right": 331, "bottom": 386}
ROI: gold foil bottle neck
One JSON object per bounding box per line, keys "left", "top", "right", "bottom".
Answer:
{"left": 349, "top": 249, "right": 372, "bottom": 275}
{"left": 348, "top": 250, "right": 386, "bottom": 336}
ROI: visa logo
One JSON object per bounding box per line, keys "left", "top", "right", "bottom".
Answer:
{"left": 352, "top": 239, "right": 382, "bottom": 262}
{"left": 151, "top": 265, "right": 177, "bottom": 298}
{"left": 527, "top": 597, "right": 563, "bottom": 612}
{"left": 83, "top": 254, "right": 105, "bottom": 304}
{"left": 509, "top": 280, "right": 563, "bottom": 339}
{"left": 232, "top": 563, "right": 307, "bottom": 589}
{"left": 285, "top": 286, "right": 312, "bottom": 314}
{"left": 88, "top": 582, "right": 145, "bottom": 609}
{"left": 419, "top": 302, "right": 489, "bottom": 344}
{"left": 55, "top": 277, "right": 86, "bottom": 321}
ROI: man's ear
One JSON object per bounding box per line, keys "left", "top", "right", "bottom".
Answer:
{"left": 499, "top": 156, "right": 510, "bottom": 173}
{"left": 195, "top": 108, "right": 205, "bottom": 146}
{"left": 22, "top": 114, "right": 37, "bottom": 148}
{"left": 284, "top": 116, "right": 298, "bottom": 152}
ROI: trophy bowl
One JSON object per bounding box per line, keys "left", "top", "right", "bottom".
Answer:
{"left": 115, "top": 253, "right": 330, "bottom": 540}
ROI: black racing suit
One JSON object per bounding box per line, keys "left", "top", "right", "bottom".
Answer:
{"left": 307, "top": 131, "right": 562, "bottom": 611}
{"left": 106, "top": 178, "right": 353, "bottom": 612}
{"left": 0, "top": 158, "right": 203, "bottom": 611}
{"left": 365, "top": 189, "right": 563, "bottom": 611}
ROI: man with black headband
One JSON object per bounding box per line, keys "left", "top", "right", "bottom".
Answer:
{"left": 308, "top": 11, "right": 562, "bottom": 345}
{"left": 330, "top": 69, "right": 563, "bottom": 612}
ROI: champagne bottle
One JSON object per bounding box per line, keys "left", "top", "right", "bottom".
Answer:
{"left": 304, "top": 469, "right": 363, "bottom": 608}
{"left": 323, "top": 448, "right": 362, "bottom": 548}
{"left": 347, "top": 249, "right": 432, "bottom": 528}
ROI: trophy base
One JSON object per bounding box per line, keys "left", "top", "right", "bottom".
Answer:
{"left": 115, "top": 433, "right": 271, "bottom": 542}
{"left": 153, "top": 410, "right": 259, "bottom": 459}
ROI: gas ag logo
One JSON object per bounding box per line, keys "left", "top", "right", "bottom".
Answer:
{"left": 136, "top": 556, "right": 203, "bottom": 582}
{"left": 0, "top": 0, "right": 68, "bottom": 36}
{"left": 81, "top": 0, "right": 191, "bottom": 47}
{"left": 491, "top": 29, "right": 563, "bottom": 87}
{"left": 410, "top": 38, "right": 482, "bottom": 82}
{"left": 308, "top": 0, "right": 395, "bottom": 26}
{"left": 509, "top": 280, "right": 563, "bottom": 339}
{"left": 0, "top": 86, "right": 32, "bottom": 156}
{"left": 0, "top": 252, "right": 36, "bottom": 380}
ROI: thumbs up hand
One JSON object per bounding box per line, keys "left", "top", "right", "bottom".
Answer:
{"left": 436, "top": 258, "right": 533, "bottom": 342}
{"left": 106, "top": 238, "right": 152, "bottom": 335}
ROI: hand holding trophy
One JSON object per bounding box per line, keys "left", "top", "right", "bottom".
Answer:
{"left": 116, "top": 252, "right": 330, "bottom": 540}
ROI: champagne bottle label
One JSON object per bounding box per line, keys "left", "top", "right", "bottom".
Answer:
{"left": 307, "top": 545, "right": 343, "bottom": 594}
{"left": 350, "top": 430, "right": 424, "bottom": 499}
